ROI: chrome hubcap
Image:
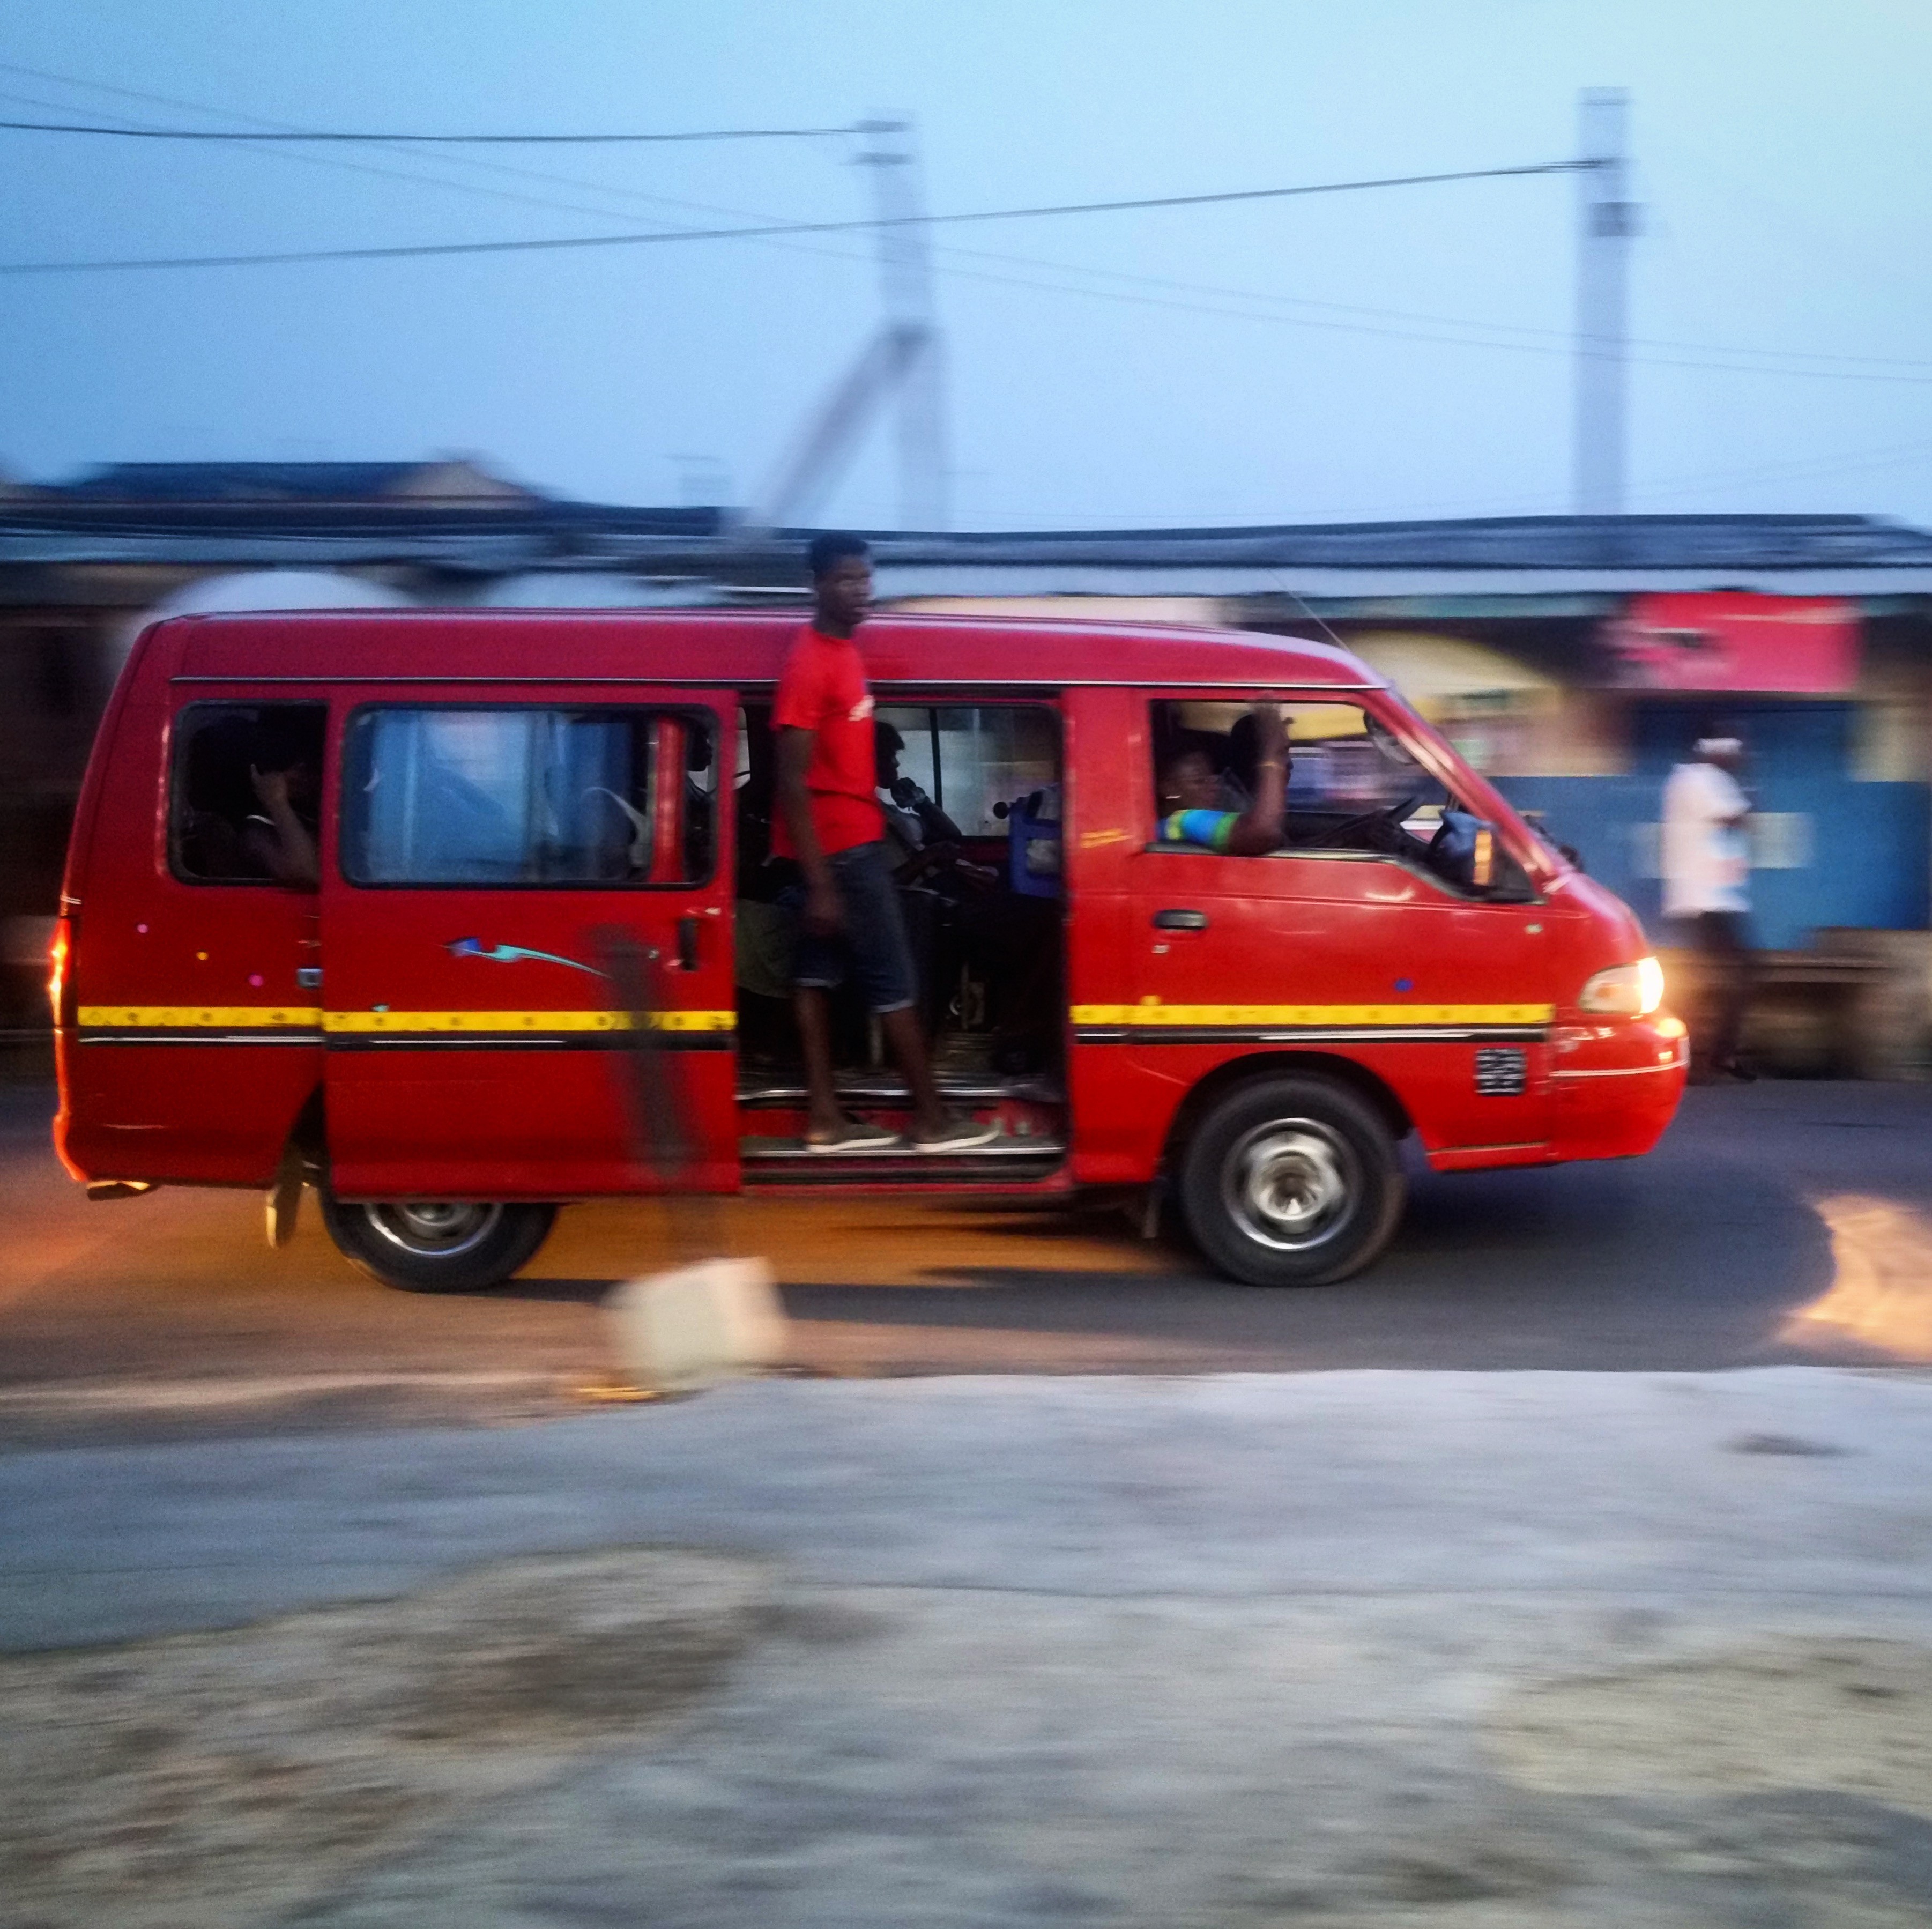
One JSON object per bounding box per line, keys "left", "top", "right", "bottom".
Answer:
{"left": 1222, "top": 1120, "right": 1357, "bottom": 1251}
{"left": 362, "top": 1201, "right": 503, "bottom": 1259}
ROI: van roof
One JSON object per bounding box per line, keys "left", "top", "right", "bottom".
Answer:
{"left": 161, "top": 608, "right": 1383, "bottom": 693}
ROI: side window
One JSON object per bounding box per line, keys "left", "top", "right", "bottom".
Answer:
{"left": 340, "top": 707, "right": 711, "bottom": 888}
{"left": 1148, "top": 698, "right": 1530, "bottom": 895}
{"left": 1280, "top": 703, "right": 1450, "bottom": 823}
{"left": 1153, "top": 699, "right": 1447, "bottom": 829}
{"left": 171, "top": 701, "right": 328, "bottom": 888}
{"left": 737, "top": 701, "right": 1060, "bottom": 889}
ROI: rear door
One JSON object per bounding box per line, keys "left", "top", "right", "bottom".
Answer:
{"left": 321, "top": 689, "right": 737, "bottom": 1199}
{"left": 65, "top": 688, "right": 328, "bottom": 1184}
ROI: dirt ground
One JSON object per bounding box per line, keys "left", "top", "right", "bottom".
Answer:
{"left": 10, "top": 1554, "right": 1932, "bottom": 1926}
{"left": 1493, "top": 1638, "right": 1932, "bottom": 1819}
{"left": 0, "top": 1549, "right": 772, "bottom": 1929}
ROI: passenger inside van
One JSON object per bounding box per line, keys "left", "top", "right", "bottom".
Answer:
{"left": 1150, "top": 695, "right": 1538, "bottom": 896}
{"left": 244, "top": 719, "right": 322, "bottom": 886}
{"left": 681, "top": 724, "right": 716, "bottom": 882}
{"left": 875, "top": 719, "right": 995, "bottom": 891}
{"left": 1156, "top": 700, "right": 1289, "bottom": 854}
{"left": 176, "top": 706, "right": 325, "bottom": 887}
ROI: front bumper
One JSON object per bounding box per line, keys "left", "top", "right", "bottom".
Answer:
{"left": 1549, "top": 1013, "right": 1689, "bottom": 1161}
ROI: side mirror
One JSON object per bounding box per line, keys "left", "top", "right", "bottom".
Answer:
{"left": 1432, "top": 811, "right": 1536, "bottom": 900}
{"left": 1432, "top": 810, "right": 1496, "bottom": 889}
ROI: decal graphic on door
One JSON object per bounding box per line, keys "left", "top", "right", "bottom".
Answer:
{"left": 446, "top": 937, "right": 606, "bottom": 976}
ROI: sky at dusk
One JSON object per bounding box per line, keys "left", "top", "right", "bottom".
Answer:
{"left": 4, "top": 0, "right": 1930, "bottom": 530}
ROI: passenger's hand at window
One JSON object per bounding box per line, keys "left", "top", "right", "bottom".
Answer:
{"left": 250, "top": 765, "right": 293, "bottom": 814}
{"left": 246, "top": 762, "right": 320, "bottom": 886}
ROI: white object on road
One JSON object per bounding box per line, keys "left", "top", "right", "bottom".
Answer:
{"left": 604, "top": 1258, "right": 786, "bottom": 1395}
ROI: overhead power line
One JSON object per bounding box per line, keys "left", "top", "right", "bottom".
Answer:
{"left": 0, "top": 159, "right": 1584, "bottom": 276}
{"left": 918, "top": 246, "right": 1932, "bottom": 386}
{"left": 14, "top": 69, "right": 1925, "bottom": 384}
{"left": 0, "top": 76, "right": 886, "bottom": 252}
{"left": 925, "top": 236, "right": 1932, "bottom": 374}
{"left": 7, "top": 89, "right": 1924, "bottom": 389}
{"left": 22, "top": 61, "right": 1926, "bottom": 381}
{"left": 15, "top": 73, "right": 1922, "bottom": 391}
{"left": 0, "top": 115, "right": 861, "bottom": 144}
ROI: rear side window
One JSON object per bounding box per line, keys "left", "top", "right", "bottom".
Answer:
{"left": 340, "top": 706, "right": 711, "bottom": 887}
{"left": 171, "top": 701, "right": 328, "bottom": 887}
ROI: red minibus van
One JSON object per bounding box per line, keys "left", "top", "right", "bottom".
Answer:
{"left": 51, "top": 610, "right": 1684, "bottom": 1290}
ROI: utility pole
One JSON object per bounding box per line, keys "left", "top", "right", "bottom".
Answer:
{"left": 1573, "top": 88, "right": 1638, "bottom": 516}
{"left": 858, "top": 119, "right": 949, "bottom": 531}
{"left": 747, "top": 115, "right": 949, "bottom": 532}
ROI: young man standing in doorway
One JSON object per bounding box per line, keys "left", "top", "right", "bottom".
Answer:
{"left": 774, "top": 533, "right": 995, "bottom": 1152}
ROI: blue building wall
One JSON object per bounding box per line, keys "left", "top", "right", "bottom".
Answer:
{"left": 1492, "top": 702, "right": 1930, "bottom": 950}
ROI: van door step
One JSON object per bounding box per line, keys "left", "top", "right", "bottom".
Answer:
{"left": 736, "top": 1070, "right": 1065, "bottom": 1109}
{"left": 740, "top": 1132, "right": 1065, "bottom": 1184}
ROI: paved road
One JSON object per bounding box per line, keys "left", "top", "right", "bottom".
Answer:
{"left": 4, "top": 1078, "right": 1931, "bottom": 1438}
{"left": 8, "top": 1369, "right": 1932, "bottom": 1924}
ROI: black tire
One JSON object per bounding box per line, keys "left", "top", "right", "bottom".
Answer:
{"left": 1179, "top": 1077, "right": 1405, "bottom": 1287}
{"left": 319, "top": 1196, "right": 557, "bottom": 1293}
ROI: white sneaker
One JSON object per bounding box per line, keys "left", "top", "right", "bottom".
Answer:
{"left": 804, "top": 1119, "right": 901, "bottom": 1154}
{"left": 909, "top": 1117, "right": 998, "bottom": 1153}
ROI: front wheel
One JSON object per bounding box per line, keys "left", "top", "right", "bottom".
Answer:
{"left": 319, "top": 1196, "right": 557, "bottom": 1293}
{"left": 1179, "top": 1077, "right": 1405, "bottom": 1287}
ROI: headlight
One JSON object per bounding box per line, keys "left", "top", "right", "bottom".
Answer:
{"left": 1638, "top": 955, "right": 1666, "bottom": 1014}
{"left": 1578, "top": 956, "right": 1665, "bottom": 1017}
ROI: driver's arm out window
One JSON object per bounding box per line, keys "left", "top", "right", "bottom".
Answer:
{"left": 1149, "top": 700, "right": 1447, "bottom": 844}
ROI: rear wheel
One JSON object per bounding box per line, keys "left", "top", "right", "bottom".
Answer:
{"left": 319, "top": 1196, "right": 557, "bottom": 1293}
{"left": 1179, "top": 1077, "right": 1404, "bottom": 1287}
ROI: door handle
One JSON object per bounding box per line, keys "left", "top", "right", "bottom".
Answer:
{"left": 676, "top": 914, "right": 701, "bottom": 971}
{"left": 1152, "top": 909, "right": 1209, "bottom": 932}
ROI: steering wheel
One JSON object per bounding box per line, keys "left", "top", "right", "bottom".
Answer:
{"left": 1313, "top": 793, "right": 1422, "bottom": 849}
{"left": 904, "top": 839, "right": 998, "bottom": 894}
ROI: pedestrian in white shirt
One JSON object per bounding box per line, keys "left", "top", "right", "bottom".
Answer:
{"left": 1661, "top": 731, "right": 1756, "bottom": 1082}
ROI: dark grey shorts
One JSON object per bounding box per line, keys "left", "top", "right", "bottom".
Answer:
{"left": 782, "top": 841, "right": 917, "bottom": 1014}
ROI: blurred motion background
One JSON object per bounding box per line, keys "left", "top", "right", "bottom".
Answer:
{"left": 4, "top": 0, "right": 1931, "bottom": 1078}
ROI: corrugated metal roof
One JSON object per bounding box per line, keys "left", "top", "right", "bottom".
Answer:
{"left": 5, "top": 499, "right": 1932, "bottom": 585}
{"left": 857, "top": 515, "right": 1932, "bottom": 572}
{"left": 0, "top": 495, "right": 727, "bottom": 568}
{"left": 55, "top": 462, "right": 447, "bottom": 502}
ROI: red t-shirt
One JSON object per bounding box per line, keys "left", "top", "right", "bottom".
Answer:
{"left": 769, "top": 626, "right": 884, "bottom": 858}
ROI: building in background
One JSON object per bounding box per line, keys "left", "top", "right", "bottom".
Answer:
{"left": 4, "top": 468, "right": 1930, "bottom": 1067}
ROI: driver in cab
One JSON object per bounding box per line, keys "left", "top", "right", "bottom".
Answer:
{"left": 1156, "top": 701, "right": 1288, "bottom": 855}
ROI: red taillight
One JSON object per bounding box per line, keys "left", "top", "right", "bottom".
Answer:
{"left": 47, "top": 918, "right": 71, "bottom": 1028}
